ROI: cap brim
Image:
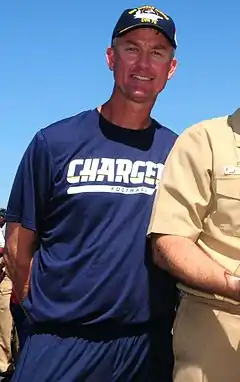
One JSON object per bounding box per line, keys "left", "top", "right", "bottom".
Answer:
{"left": 114, "top": 23, "right": 176, "bottom": 48}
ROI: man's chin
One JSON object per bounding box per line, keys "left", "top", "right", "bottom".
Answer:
{"left": 128, "top": 91, "right": 155, "bottom": 104}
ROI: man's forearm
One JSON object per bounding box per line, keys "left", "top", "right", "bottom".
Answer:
{"left": 4, "top": 252, "right": 32, "bottom": 300}
{"left": 4, "top": 223, "right": 36, "bottom": 301}
{"left": 152, "top": 234, "right": 240, "bottom": 301}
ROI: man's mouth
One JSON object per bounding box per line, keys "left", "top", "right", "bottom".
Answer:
{"left": 131, "top": 75, "right": 153, "bottom": 81}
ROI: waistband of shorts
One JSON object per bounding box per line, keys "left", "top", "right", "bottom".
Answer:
{"left": 31, "top": 317, "right": 174, "bottom": 341}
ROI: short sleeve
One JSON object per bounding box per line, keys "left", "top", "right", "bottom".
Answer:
{"left": 6, "top": 130, "right": 53, "bottom": 232}
{"left": 0, "top": 229, "right": 5, "bottom": 248}
{"left": 148, "top": 123, "right": 212, "bottom": 241}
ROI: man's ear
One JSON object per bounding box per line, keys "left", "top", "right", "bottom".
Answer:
{"left": 106, "top": 47, "right": 115, "bottom": 71}
{"left": 168, "top": 57, "right": 177, "bottom": 80}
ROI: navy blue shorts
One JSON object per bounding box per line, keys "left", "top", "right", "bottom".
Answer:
{"left": 10, "top": 302, "right": 29, "bottom": 351}
{"left": 12, "top": 322, "right": 173, "bottom": 381}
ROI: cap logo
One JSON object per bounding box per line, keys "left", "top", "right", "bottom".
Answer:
{"left": 129, "top": 6, "right": 169, "bottom": 25}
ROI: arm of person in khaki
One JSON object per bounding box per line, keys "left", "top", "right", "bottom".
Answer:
{"left": 148, "top": 122, "right": 240, "bottom": 301}
{"left": 4, "top": 132, "right": 51, "bottom": 302}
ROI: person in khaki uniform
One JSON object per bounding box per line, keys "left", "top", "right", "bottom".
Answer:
{"left": 148, "top": 109, "right": 240, "bottom": 382}
{"left": 0, "top": 208, "right": 13, "bottom": 379}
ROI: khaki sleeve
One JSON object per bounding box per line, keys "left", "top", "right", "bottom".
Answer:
{"left": 148, "top": 122, "right": 212, "bottom": 241}
{"left": 0, "top": 229, "right": 5, "bottom": 248}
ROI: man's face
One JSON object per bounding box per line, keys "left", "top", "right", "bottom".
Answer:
{"left": 106, "top": 27, "right": 177, "bottom": 104}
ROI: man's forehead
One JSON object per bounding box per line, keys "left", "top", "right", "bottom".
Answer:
{"left": 119, "top": 27, "right": 171, "bottom": 45}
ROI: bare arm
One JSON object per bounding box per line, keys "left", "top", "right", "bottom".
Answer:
{"left": 4, "top": 222, "right": 37, "bottom": 301}
{"left": 152, "top": 234, "right": 240, "bottom": 301}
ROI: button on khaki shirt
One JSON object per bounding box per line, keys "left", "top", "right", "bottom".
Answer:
{"left": 148, "top": 109, "right": 240, "bottom": 305}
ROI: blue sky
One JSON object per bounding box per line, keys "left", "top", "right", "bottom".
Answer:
{"left": 1, "top": 1, "right": 240, "bottom": 207}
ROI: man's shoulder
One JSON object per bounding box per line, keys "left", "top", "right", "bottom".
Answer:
{"left": 183, "top": 115, "right": 228, "bottom": 137}
{"left": 41, "top": 109, "right": 96, "bottom": 139}
{"left": 29, "top": 109, "right": 98, "bottom": 159}
{"left": 164, "top": 115, "right": 230, "bottom": 157}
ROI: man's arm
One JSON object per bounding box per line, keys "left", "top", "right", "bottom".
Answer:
{"left": 5, "top": 131, "right": 53, "bottom": 300}
{"left": 152, "top": 234, "right": 240, "bottom": 301}
{"left": 4, "top": 223, "right": 37, "bottom": 300}
{"left": 148, "top": 120, "right": 240, "bottom": 300}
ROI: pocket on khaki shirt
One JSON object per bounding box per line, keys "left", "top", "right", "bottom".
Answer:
{"left": 212, "top": 178, "right": 240, "bottom": 237}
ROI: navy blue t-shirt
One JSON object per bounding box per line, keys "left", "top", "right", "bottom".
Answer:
{"left": 7, "top": 109, "right": 178, "bottom": 325}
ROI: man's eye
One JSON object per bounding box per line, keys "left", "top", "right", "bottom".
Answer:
{"left": 126, "top": 47, "right": 138, "bottom": 52}
{"left": 152, "top": 50, "right": 164, "bottom": 57}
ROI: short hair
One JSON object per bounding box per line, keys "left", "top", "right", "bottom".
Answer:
{"left": 111, "top": 37, "right": 117, "bottom": 48}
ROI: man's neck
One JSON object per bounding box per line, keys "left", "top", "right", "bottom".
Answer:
{"left": 99, "top": 93, "right": 154, "bottom": 131}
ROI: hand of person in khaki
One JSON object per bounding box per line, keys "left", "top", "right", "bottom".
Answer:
{"left": 225, "top": 273, "right": 240, "bottom": 301}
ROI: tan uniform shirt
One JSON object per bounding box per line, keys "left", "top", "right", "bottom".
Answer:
{"left": 0, "top": 228, "right": 4, "bottom": 249}
{"left": 148, "top": 109, "right": 240, "bottom": 305}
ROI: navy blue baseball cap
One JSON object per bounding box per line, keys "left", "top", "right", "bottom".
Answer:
{"left": 112, "top": 5, "right": 177, "bottom": 48}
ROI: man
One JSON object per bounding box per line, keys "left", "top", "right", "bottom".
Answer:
{"left": 0, "top": 208, "right": 13, "bottom": 380}
{"left": 5, "top": 5, "right": 178, "bottom": 381}
{"left": 148, "top": 109, "right": 240, "bottom": 382}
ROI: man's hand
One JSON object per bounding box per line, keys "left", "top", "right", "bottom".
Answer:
{"left": 225, "top": 272, "right": 240, "bottom": 301}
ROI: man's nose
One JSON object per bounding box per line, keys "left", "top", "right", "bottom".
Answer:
{"left": 135, "top": 51, "right": 151, "bottom": 70}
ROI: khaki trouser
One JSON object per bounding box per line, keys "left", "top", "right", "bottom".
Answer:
{"left": 173, "top": 294, "right": 240, "bottom": 382}
{"left": 0, "top": 275, "right": 12, "bottom": 373}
